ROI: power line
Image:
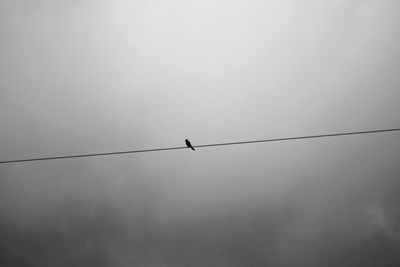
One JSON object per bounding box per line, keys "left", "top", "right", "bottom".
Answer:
{"left": 1, "top": 127, "right": 399, "bottom": 164}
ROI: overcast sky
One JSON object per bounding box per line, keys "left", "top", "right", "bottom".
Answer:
{"left": 1, "top": 0, "right": 400, "bottom": 266}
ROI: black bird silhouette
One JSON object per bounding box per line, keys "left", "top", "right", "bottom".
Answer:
{"left": 185, "top": 139, "right": 195, "bottom": 151}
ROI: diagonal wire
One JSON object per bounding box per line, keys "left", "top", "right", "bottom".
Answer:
{"left": 0, "top": 127, "right": 399, "bottom": 164}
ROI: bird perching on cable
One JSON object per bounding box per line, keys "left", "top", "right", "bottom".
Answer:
{"left": 185, "top": 139, "right": 195, "bottom": 151}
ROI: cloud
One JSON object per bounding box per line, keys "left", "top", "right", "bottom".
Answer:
{"left": 1, "top": 0, "right": 400, "bottom": 266}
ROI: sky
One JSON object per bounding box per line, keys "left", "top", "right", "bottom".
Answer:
{"left": 1, "top": 0, "right": 400, "bottom": 266}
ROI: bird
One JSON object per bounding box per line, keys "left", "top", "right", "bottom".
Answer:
{"left": 185, "top": 139, "right": 195, "bottom": 151}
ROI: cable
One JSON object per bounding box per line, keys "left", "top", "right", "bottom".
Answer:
{"left": 0, "top": 127, "right": 399, "bottom": 164}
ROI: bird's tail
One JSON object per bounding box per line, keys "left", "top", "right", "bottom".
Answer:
{"left": 191, "top": 147, "right": 195, "bottom": 151}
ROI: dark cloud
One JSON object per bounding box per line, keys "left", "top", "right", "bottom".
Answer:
{"left": 1, "top": 164, "right": 400, "bottom": 266}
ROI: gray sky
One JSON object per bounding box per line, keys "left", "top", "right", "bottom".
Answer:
{"left": 1, "top": 0, "right": 400, "bottom": 266}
